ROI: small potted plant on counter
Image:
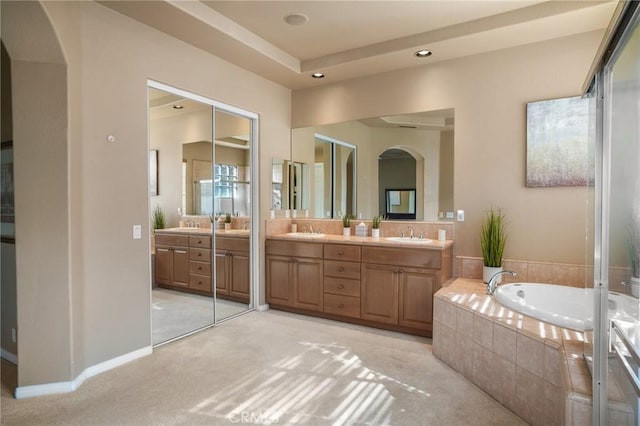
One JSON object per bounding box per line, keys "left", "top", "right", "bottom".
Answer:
{"left": 224, "top": 213, "right": 232, "bottom": 230}
{"left": 480, "top": 207, "right": 507, "bottom": 284}
{"left": 372, "top": 215, "right": 383, "bottom": 238}
{"left": 342, "top": 214, "right": 354, "bottom": 237}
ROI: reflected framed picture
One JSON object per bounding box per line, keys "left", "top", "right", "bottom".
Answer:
{"left": 149, "top": 149, "right": 158, "bottom": 196}
{"left": 526, "top": 96, "right": 592, "bottom": 187}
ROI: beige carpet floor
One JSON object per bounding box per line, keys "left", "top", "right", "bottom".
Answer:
{"left": 1, "top": 310, "right": 526, "bottom": 425}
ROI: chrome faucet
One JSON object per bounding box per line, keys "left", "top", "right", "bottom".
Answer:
{"left": 309, "top": 224, "right": 314, "bottom": 234}
{"left": 486, "top": 270, "right": 517, "bottom": 295}
{"left": 408, "top": 226, "right": 414, "bottom": 239}
{"left": 243, "top": 221, "right": 249, "bottom": 230}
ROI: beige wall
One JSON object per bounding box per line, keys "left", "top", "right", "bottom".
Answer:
{"left": 4, "top": 0, "right": 291, "bottom": 390}
{"left": 293, "top": 31, "right": 603, "bottom": 265}
{"left": 439, "top": 130, "right": 455, "bottom": 215}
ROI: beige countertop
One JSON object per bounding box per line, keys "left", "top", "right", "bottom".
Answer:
{"left": 267, "top": 232, "right": 453, "bottom": 250}
{"left": 155, "top": 228, "right": 249, "bottom": 238}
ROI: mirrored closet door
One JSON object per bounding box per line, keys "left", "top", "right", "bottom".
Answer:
{"left": 148, "top": 82, "right": 256, "bottom": 346}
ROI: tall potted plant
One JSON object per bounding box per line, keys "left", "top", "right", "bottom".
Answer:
{"left": 152, "top": 205, "right": 166, "bottom": 232}
{"left": 480, "top": 207, "right": 507, "bottom": 283}
{"left": 626, "top": 218, "right": 640, "bottom": 297}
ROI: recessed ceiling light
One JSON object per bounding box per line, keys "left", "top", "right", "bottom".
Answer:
{"left": 173, "top": 105, "right": 184, "bottom": 109}
{"left": 311, "top": 72, "right": 325, "bottom": 79}
{"left": 414, "top": 50, "right": 432, "bottom": 58}
{"left": 284, "top": 13, "right": 308, "bottom": 26}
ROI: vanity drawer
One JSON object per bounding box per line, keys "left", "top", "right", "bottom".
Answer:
{"left": 323, "top": 294, "right": 360, "bottom": 318}
{"left": 362, "top": 246, "right": 442, "bottom": 269}
{"left": 190, "top": 235, "right": 211, "bottom": 249}
{"left": 155, "top": 234, "right": 188, "bottom": 247}
{"left": 189, "top": 274, "right": 212, "bottom": 293}
{"left": 190, "top": 248, "right": 211, "bottom": 262}
{"left": 266, "top": 239, "right": 323, "bottom": 258}
{"left": 189, "top": 261, "right": 211, "bottom": 276}
{"left": 324, "top": 244, "right": 361, "bottom": 262}
{"left": 324, "top": 260, "right": 360, "bottom": 280}
{"left": 324, "top": 277, "right": 360, "bottom": 297}
{"left": 216, "top": 236, "right": 249, "bottom": 253}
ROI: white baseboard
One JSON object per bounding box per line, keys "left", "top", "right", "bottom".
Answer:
{"left": 1, "top": 348, "right": 17, "bottom": 365}
{"left": 256, "top": 303, "right": 269, "bottom": 312}
{"left": 15, "top": 346, "right": 152, "bottom": 399}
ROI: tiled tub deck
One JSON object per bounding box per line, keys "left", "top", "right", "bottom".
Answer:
{"left": 433, "top": 279, "right": 632, "bottom": 425}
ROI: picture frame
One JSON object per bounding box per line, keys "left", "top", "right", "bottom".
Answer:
{"left": 526, "top": 96, "right": 592, "bottom": 187}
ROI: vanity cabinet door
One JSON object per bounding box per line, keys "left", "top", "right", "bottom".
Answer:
{"left": 215, "top": 251, "right": 229, "bottom": 296}
{"left": 361, "top": 263, "right": 399, "bottom": 324}
{"left": 293, "top": 258, "right": 324, "bottom": 312}
{"left": 266, "top": 255, "right": 293, "bottom": 306}
{"left": 171, "top": 247, "right": 190, "bottom": 288}
{"left": 155, "top": 247, "right": 173, "bottom": 286}
{"left": 229, "top": 251, "right": 250, "bottom": 301}
{"left": 398, "top": 267, "right": 438, "bottom": 331}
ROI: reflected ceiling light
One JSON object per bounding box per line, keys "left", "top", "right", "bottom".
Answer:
{"left": 311, "top": 72, "right": 325, "bottom": 79}
{"left": 284, "top": 13, "right": 308, "bottom": 26}
{"left": 172, "top": 104, "right": 184, "bottom": 109}
{"left": 414, "top": 49, "right": 432, "bottom": 58}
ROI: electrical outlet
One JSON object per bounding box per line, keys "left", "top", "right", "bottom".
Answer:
{"left": 133, "top": 225, "right": 142, "bottom": 240}
{"left": 456, "top": 210, "right": 465, "bottom": 221}
{"left": 445, "top": 211, "right": 454, "bottom": 219}
{"left": 11, "top": 328, "right": 16, "bottom": 343}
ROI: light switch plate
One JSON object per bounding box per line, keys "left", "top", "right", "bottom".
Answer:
{"left": 133, "top": 224, "right": 142, "bottom": 239}
{"left": 456, "top": 210, "right": 465, "bottom": 221}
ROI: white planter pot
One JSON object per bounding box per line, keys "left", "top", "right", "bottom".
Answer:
{"left": 343, "top": 227, "right": 351, "bottom": 237}
{"left": 483, "top": 266, "right": 503, "bottom": 284}
{"left": 372, "top": 229, "right": 380, "bottom": 238}
{"left": 225, "top": 223, "right": 231, "bottom": 230}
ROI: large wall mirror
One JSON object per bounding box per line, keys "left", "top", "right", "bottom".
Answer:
{"left": 148, "top": 83, "right": 257, "bottom": 346}
{"left": 282, "top": 109, "right": 454, "bottom": 220}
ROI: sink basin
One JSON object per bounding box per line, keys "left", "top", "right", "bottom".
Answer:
{"left": 285, "top": 232, "right": 326, "bottom": 239}
{"left": 385, "top": 237, "right": 433, "bottom": 244}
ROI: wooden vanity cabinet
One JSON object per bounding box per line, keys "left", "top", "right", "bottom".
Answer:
{"left": 266, "top": 240, "right": 324, "bottom": 311}
{"left": 155, "top": 234, "right": 190, "bottom": 289}
{"left": 361, "top": 246, "right": 446, "bottom": 333}
{"left": 265, "top": 237, "right": 452, "bottom": 337}
{"left": 215, "top": 236, "right": 250, "bottom": 303}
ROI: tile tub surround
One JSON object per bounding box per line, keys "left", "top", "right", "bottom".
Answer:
{"left": 433, "top": 279, "right": 633, "bottom": 425}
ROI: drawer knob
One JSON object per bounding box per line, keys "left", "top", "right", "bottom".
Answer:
{"left": 197, "top": 240, "right": 202, "bottom": 243}
{"left": 338, "top": 284, "right": 344, "bottom": 289}
{"left": 198, "top": 266, "right": 202, "bottom": 270}
{"left": 338, "top": 267, "right": 345, "bottom": 272}
{"left": 338, "top": 250, "right": 344, "bottom": 255}
{"left": 338, "top": 303, "right": 344, "bottom": 309}
{"left": 197, "top": 253, "right": 201, "bottom": 256}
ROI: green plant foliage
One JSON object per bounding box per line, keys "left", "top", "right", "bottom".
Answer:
{"left": 480, "top": 207, "right": 507, "bottom": 267}
{"left": 225, "top": 213, "right": 232, "bottom": 223}
{"left": 152, "top": 205, "right": 165, "bottom": 231}
{"left": 342, "top": 214, "right": 354, "bottom": 228}
{"left": 372, "top": 215, "right": 383, "bottom": 229}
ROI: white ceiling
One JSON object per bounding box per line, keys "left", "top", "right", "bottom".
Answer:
{"left": 101, "top": 1, "right": 617, "bottom": 90}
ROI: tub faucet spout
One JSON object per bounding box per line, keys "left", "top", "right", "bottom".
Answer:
{"left": 487, "top": 270, "right": 517, "bottom": 295}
